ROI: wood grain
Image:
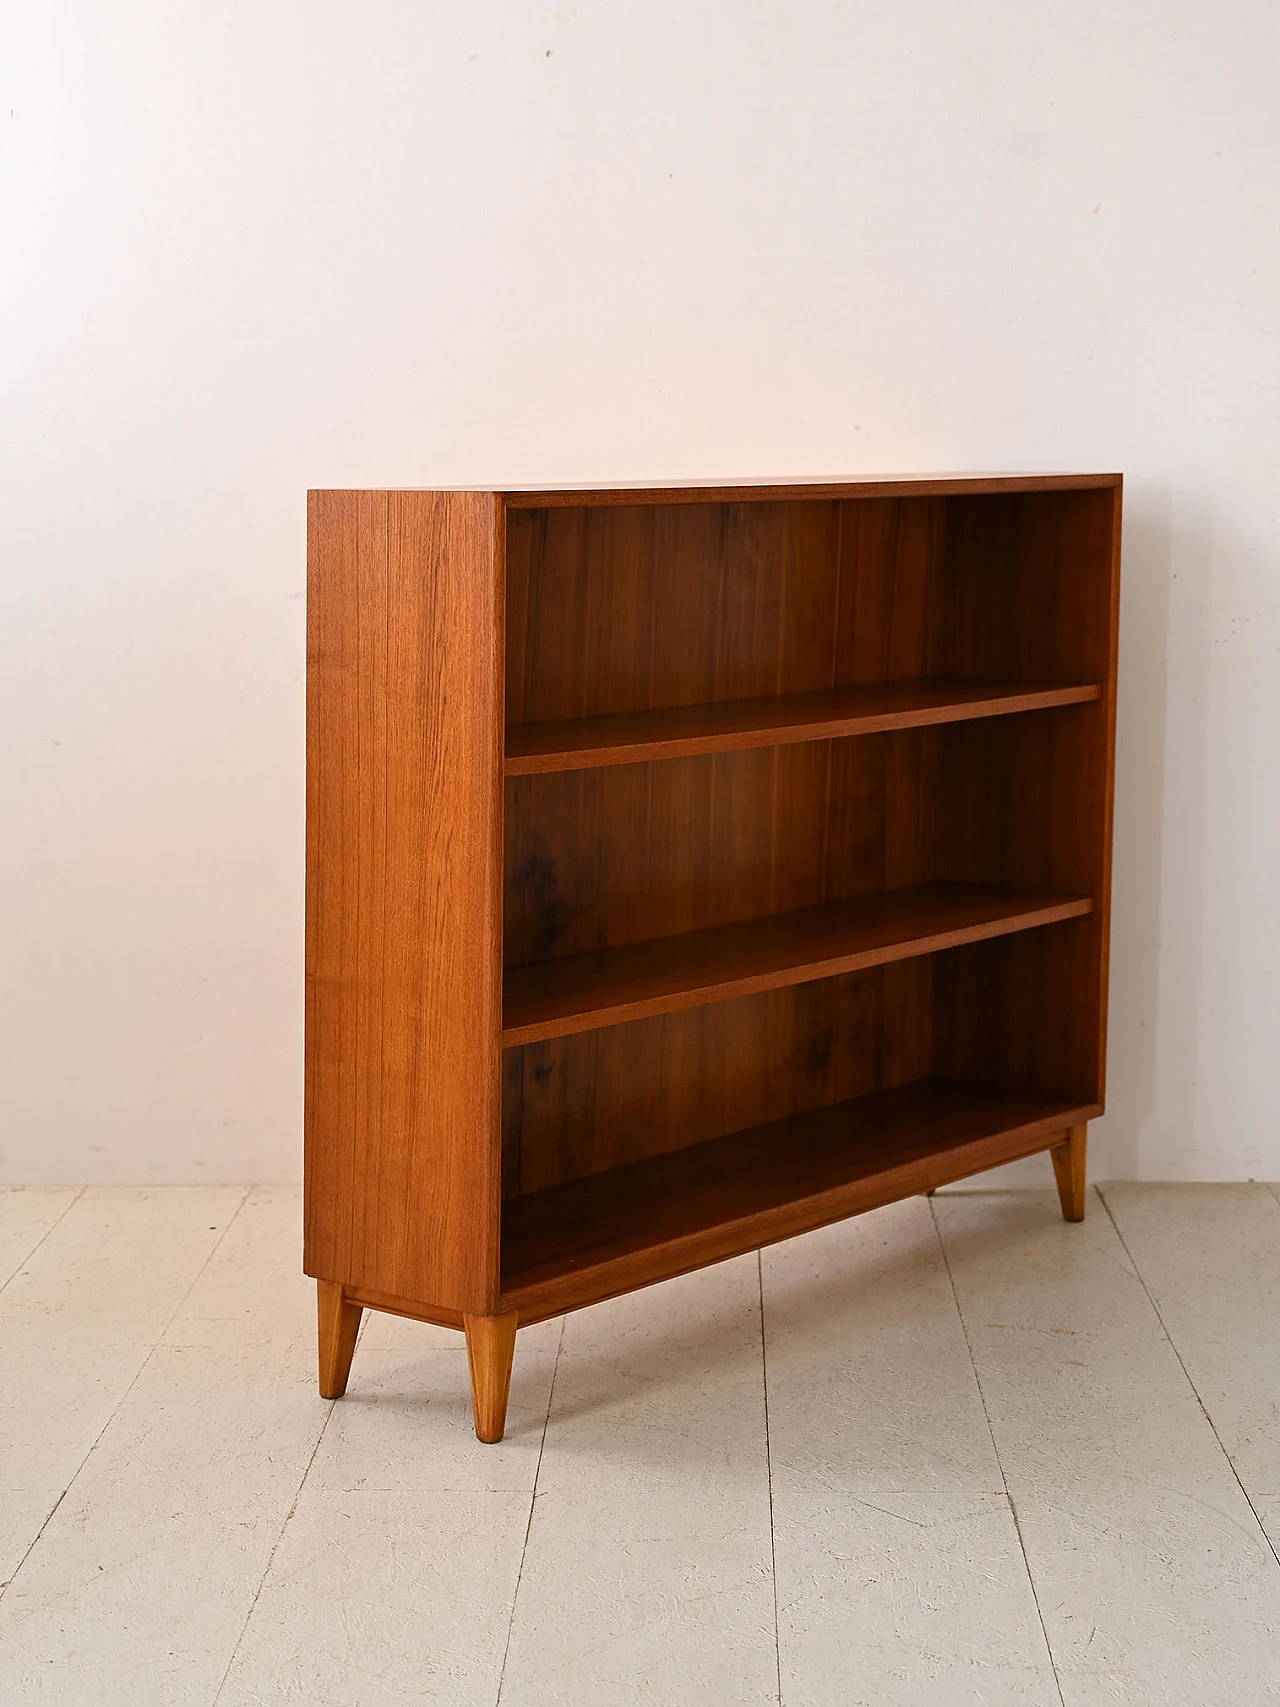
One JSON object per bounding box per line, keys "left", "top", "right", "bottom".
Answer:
{"left": 500, "top": 1079, "right": 1101, "bottom": 1320}
{"left": 503, "top": 883, "right": 1093, "bottom": 1046}
{"left": 503, "top": 730, "right": 938, "bottom": 971}
{"left": 304, "top": 489, "right": 504, "bottom": 1313}
{"left": 505, "top": 500, "right": 844, "bottom": 727}
{"left": 505, "top": 679, "right": 1100, "bottom": 774}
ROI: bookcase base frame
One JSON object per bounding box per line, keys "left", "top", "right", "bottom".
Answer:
{"left": 315, "top": 1119, "right": 1091, "bottom": 1442}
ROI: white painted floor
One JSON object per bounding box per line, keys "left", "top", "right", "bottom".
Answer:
{"left": 2, "top": 1184, "right": 1279, "bottom": 1705}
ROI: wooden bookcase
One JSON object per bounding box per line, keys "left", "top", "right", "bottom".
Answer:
{"left": 305, "top": 475, "right": 1121, "bottom": 1441}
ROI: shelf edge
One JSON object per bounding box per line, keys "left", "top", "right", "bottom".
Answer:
{"left": 505, "top": 682, "right": 1102, "bottom": 776}
{"left": 502, "top": 894, "right": 1095, "bottom": 1048}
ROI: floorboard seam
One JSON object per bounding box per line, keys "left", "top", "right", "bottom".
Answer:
{"left": 0, "top": 1184, "right": 252, "bottom": 1606}
{"left": 209, "top": 1358, "right": 344, "bottom": 1706}
{"left": 1096, "top": 1185, "right": 1280, "bottom": 1574}
{"left": 0, "top": 1186, "right": 87, "bottom": 1298}
{"left": 758, "top": 1250, "right": 783, "bottom": 1707}
{"left": 495, "top": 1313, "right": 565, "bottom": 1707}
{"left": 928, "top": 1194, "right": 1067, "bottom": 1707}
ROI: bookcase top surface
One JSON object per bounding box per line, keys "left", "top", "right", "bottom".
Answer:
{"left": 309, "top": 473, "right": 1122, "bottom": 508}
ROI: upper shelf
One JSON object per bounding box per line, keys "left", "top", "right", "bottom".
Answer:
{"left": 502, "top": 881, "right": 1094, "bottom": 1046}
{"left": 505, "top": 678, "right": 1101, "bottom": 775}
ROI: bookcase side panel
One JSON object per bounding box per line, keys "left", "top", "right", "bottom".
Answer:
{"left": 305, "top": 489, "right": 503, "bottom": 1311}
{"left": 1094, "top": 480, "right": 1123, "bottom": 1102}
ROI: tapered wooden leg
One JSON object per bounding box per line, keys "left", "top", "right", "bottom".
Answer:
{"left": 317, "top": 1279, "right": 363, "bottom": 1398}
{"left": 1050, "top": 1123, "right": 1087, "bottom": 1222}
{"left": 464, "top": 1310, "right": 519, "bottom": 1443}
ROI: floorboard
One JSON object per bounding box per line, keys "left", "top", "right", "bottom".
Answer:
{"left": 0, "top": 1191, "right": 317, "bottom": 1705}
{"left": 0, "top": 1187, "right": 81, "bottom": 1292}
{"left": 763, "top": 1201, "right": 1059, "bottom": 1706}
{"left": 218, "top": 1488, "right": 535, "bottom": 1707}
{"left": 219, "top": 1305, "right": 561, "bottom": 1705}
{"left": 0, "top": 1187, "right": 244, "bottom": 1592}
{"left": 931, "top": 1187, "right": 1280, "bottom": 1706}
{"left": 498, "top": 1256, "right": 778, "bottom": 1707}
{"left": 1099, "top": 1183, "right": 1280, "bottom": 1549}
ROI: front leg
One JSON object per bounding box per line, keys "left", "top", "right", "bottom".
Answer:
{"left": 317, "top": 1279, "right": 363, "bottom": 1398}
{"left": 464, "top": 1311, "right": 519, "bottom": 1442}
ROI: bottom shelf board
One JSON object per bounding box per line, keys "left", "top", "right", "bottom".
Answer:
{"left": 500, "top": 1079, "right": 1098, "bottom": 1318}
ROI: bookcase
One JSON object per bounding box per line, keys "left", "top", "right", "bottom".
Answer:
{"left": 305, "top": 475, "right": 1121, "bottom": 1442}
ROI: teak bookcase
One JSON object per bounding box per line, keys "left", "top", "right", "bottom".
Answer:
{"left": 305, "top": 475, "right": 1121, "bottom": 1441}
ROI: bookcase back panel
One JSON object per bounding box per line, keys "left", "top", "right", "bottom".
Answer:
{"left": 932, "top": 917, "right": 1104, "bottom": 1104}
{"left": 939, "top": 488, "right": 1117, "bottom": 684}
{"left": 936, "top": 703, "right": 1109, "bottom": 898}
{"left": 505, "top": 496, "right": 948, "bottom": 727}
{"left": 503, "top": 730, "right": 937, "bottom": 968}
{"left": 502, "top": 960, "right": 933, "bottom": 1196}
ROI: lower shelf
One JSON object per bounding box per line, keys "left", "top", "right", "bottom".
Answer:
{"left": 500, "top": 1079, "right": 1099, "bottom": 1319}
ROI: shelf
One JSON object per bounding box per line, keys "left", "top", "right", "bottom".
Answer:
{"left": 500, "top": 1078, "right": 1101, "bottom": 1317}
{"left": 504, "top": 678, "right": 1101, "bottom": 775}
{"left": 502, "top": 882, "right": 1094, "bottom": 1046}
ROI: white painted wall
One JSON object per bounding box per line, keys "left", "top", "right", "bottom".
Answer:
{"left": 2, "top": 2, "right": 1277, "bottom": 1183}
